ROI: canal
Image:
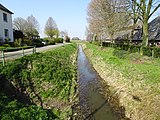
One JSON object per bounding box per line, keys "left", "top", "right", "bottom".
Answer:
{"left": 77, "top": 45, "right": 120, "bottom": 120}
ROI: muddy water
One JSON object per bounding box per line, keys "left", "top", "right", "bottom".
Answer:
{"left": 78, "top": 45, "right": 119, "bottom": 120}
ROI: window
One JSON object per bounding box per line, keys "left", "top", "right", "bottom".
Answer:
{"left": 3, "top": 13, "right": 7, "bottom": 22}
{"left": 4, "top": 29, "right": 9, "bottom": 37}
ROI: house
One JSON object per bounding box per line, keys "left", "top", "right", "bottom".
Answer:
{"left": 0, "top": 4, "right": 14, "bottom": 43}
{"left": 133, "top": 16, "right": 160, "bottom": 45}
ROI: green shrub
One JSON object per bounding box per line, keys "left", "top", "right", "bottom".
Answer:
{"left": 65, "top": 36, "right": 70, "bottom": 43}
{"left": 0, "top": 93, "right": 57, "bottom": 120}
{"left": 130, "top": 45, "right": 140, "bottom": 53}
{"left": 14, "top": 39, "right": 22, "bottom": 47}
{"left": 102, "top": 43, "right": 160, "bottom": 58}
{"left": 4, "top": 38, "right": 10, "bottom": 43}
{"left": 48, "top": 40, "right": 55, "bottom": 45}
{"left": 143, "top": 47, "right": 152, "bottom": 57}
{"left": 92, "top": 41, "right": 101, "bottom": 46}
{"left": 154, "top": 47, "right": 160, "bottom": 58}
{"left": 54, "top": 38, "right": 63, "bottom": 43}
{"left": 113, "top": 49, "right": 128, "bottom": 59}
{"left": 3, "top": 44, "right": 10, "bottom": 47}
{"left": 43, "top": 38, "right": 50, "bottom": 43}
{"left": 23, "top": 39, "right": 32, "bottom": 46}
{"left": 33, "top": 39, "right": 44, "bottom": 47}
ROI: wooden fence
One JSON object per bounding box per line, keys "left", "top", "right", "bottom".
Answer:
{"left": 0, "top": 46, "right": 36, "bottom": 66}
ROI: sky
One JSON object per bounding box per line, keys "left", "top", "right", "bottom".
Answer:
{"left": 1, "top": 0, "right": 159, "bottom": 39}
{"left": 1, "top": 0, "right": 90, "bottom": 39}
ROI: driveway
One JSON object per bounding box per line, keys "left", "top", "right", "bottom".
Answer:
{"left": 0, "top": 43, "right": 67, "bottom": 61}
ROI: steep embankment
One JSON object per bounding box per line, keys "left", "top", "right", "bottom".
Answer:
{"left": 0, "top": 43, "right": 78, "bottom": 120}
{"left": 83, "top": 43, "right": 160, "bottom": 120}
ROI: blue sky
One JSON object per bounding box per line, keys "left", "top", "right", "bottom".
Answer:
{"left": 1, "top": 0, "right": 159, "bottom": 39}
{"left": 1, "top": 0, "right": 90, "bottom": 39}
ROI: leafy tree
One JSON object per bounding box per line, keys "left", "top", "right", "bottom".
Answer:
{"left": 44, "top": 17, "right": 59, "bottom": 38}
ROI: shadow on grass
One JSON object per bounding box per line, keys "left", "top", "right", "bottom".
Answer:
{"left": 0, "top": 58, "right": 58, "bottom": 119}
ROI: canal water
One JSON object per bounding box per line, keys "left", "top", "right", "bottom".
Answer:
{"left": 77, "top": 45, "right": 120, "bottom": 120}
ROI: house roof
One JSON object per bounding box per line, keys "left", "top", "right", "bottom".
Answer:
{"left": 133, "top": 16, "right": 160, "bottom": 40}
{"left": 0, "top": 4, "right": 13, "bottom": 14}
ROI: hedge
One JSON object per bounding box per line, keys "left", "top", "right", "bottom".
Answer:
{"left": 102, "top": 42, "right": 160, "bottom": 58}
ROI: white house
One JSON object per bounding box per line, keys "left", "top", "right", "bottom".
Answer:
{"left": 0, "top": 4, "right": 13, "bottom": 42}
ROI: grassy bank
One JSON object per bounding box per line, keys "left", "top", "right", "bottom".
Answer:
{"left": 0, "top": 43, "right": 78, "bottom": 120}
{"left": 83, "top": 42, "right": 160, "bottom": 120}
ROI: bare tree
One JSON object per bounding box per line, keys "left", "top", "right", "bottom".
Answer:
{"left": 44, "top": 17, "right": 59, "bottom": 38}
{"left": 135, "top": 0, "right": 160, "bottom": 47}
{"left": 13, "top": 17, "right": 27, "bottom": 33}
{"left": 87, "top": 0, "right": 131, "bottom": 42}
{"left": 60, "top": 30, "right": 68, "bottom": 38}
{"left": 26, "top": 15, "right": 40, "bottom": 39}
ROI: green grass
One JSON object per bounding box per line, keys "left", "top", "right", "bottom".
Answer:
{"left": 84, "top": 43, "right": 160, "bottom": 119}
{"left": 0, "top": 93, "right": 57, "bottom": 120}
{"left": 0, "top": 43, "right": 77, "bottom": 120}
{"left": 86, "top": 43, "right": 160, "bottom": 84}
{"left": 0, "top": 46, "right": 11, "bottom": 50}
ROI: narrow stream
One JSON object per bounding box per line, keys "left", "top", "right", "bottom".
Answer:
{"left": 78, "top": 45, "right": 119, "bottom": 120}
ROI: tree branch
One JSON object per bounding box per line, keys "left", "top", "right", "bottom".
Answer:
{"left": 147, "top": 0, "right": 152, "bottom": 15}
{"left": 149, "top": 4, "right": 160, "bottom": 19}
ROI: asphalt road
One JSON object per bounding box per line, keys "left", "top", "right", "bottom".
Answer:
{"left": 0, "top": 43, "right": 67, "bottom": 61}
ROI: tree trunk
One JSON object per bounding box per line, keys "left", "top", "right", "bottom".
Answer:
{"left": 140, "top": 14, "right": 149, "bottom": 55}
{"left": 142, "top": 17, "right": 149, "bottom": 47}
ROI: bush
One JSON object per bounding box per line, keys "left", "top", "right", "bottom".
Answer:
{"left": 143, "top": 47, "right": 152, "bottom": 57}
{"left": 0, "top": 94, "right": 57, "bottom": 120}
{"left": 48, "top": 40, "right": 55, "bottom": 45}
{"left": 54, "top": 38, "right": 63, "bottom": 43}
{"left": 130, "top": 45, "right": 140, "bottom": 53}
{"left": 23, "top": 39, "right": 32, "bottom": 46}
{"left": 92, "top": 41, "right": 101, "bottom": 46}
{"left": 43, "top": 38, "right": 50, "bottom": 43}
{"left": 154, "top": 47, "right": 160, "bottom": 58}
{"left": 43, "top": 38, "right": 57, "bottom": 45}
{"left": 113, "top": 49, "right": 128, "bottom": 59}
{"left": 3, "top": 44, "right": 10, "bottom": 47}
{"left": 65, "top": 36, "right": 70, "bottom": 43}
{"left": 102, "top": 43, "right": 160, "bottom": 58}
{"left": 72, "top": 37, "right": 80, "bottom": 40}
{"left": 32, "top": 39, "right": 44, "bottom": 47}
{"left": 14, "top": 39, "right": 22, "bottom": 47}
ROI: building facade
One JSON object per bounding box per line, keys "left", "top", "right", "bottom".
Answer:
{"left": 0, "top": 4, "right": 13, "bottom": 42}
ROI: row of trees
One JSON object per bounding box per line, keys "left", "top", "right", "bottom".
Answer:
{"left": 87, "top": 0, "right": 160, "bottom": 47}
{"left": 13, "top": 15, "right": 68, "bottom": 40}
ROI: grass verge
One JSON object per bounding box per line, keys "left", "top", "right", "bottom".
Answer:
{"left": 0, "top": 43, "right": 78, "bottom": 120}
